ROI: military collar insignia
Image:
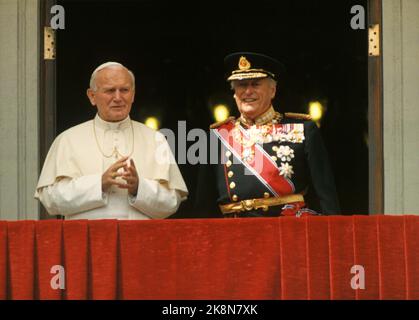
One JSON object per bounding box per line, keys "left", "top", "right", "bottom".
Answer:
{"left": 239, "top": 106, "right": 281, "bottom": 127}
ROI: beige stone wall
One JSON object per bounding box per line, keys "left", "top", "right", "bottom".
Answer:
{"left": 0, "top": 0, "right": 39, "bottom": 220}
{"left": 383, "top": 0, "right": 419, "bottom": 214}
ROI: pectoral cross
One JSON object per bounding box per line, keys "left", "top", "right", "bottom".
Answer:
{"left": 112, "top": 147, "right": 119, "bottom": 160}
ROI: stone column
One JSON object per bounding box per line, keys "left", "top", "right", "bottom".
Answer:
{"left": 0, "top": 0, "right": 40, "bottom": 220}
{"left": 383, "top": 0, "right": 419, "bottom": 214}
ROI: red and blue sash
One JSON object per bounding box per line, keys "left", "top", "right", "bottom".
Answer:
{"left": 212, "top": 121, "right": 295, "bottom": 197}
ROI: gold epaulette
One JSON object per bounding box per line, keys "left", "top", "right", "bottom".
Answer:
{"left": 209, "top": 116, "right": 236, "bottom": 129}
{"left": 284, "top": 112, "right": 312, "bottom": 121}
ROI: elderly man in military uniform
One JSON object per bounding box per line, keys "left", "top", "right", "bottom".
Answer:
{"left": 196, "top": 52, "right": 340, "bottom": 217}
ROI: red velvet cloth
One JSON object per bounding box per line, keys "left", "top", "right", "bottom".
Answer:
{"left": 0, "top": 216, "right": 418, "bottom": 300}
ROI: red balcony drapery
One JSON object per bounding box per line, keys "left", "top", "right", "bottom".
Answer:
{"left": 0, "top": 216, "right": 418, "bottom": 300}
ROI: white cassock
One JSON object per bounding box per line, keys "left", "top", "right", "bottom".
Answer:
{"left": 34, "top": 114, "right": 188, "bottom": 220}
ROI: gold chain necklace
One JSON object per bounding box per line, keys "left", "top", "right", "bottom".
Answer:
{"left": 93, "top": 117, "right": 135, "bottom": 159}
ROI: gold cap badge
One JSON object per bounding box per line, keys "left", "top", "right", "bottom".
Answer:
{"left": 238, "top": 56, "right": 251, "bottom": 70}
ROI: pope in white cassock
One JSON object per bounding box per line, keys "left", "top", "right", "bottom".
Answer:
{"left": 34, "top": 62, "right": 188, "bottom": 220}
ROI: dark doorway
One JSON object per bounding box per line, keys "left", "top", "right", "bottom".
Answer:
{"left": 56, "top": 0, "right": 369, "bottom": 216}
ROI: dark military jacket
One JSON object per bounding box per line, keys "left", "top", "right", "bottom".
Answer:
{"left": 195, "top": 112, "right": 340, "bottom": 218}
